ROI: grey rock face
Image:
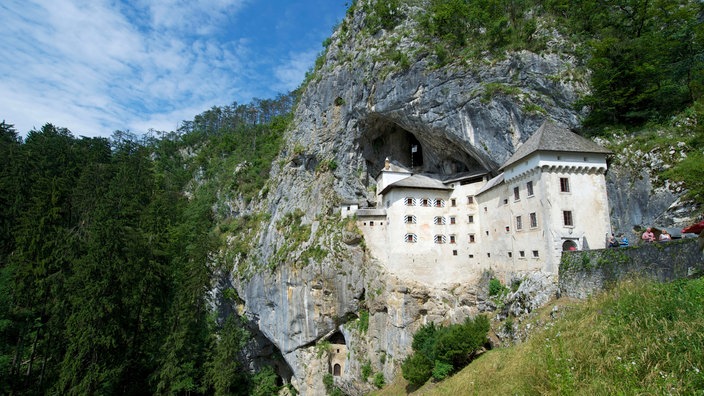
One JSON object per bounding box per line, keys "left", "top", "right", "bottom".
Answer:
{"left": 224, "top": 3, "right": 631, "bottom": 394}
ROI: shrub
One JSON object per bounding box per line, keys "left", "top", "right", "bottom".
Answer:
{"left": 373, "top": 372, "right": 385, "bottom": 388}
{"left": 401, "top": 353, "right": 433, "bottom": 386}
{"left": 361, "top": 360, "right": 372, "bottom": 380}
{"left": 402, "top": 316, "right": 490, "bottom": 385}
{"left": 489, "top": 278, "right": 508, "bottom": 297}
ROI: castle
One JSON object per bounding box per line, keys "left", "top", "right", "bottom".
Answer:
{"left": 343, "top": 121, "right": 613, "bottom": 286}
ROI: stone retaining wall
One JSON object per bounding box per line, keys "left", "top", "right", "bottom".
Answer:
{"left": 559, "top": 238, "right": 704, "bottom": 299}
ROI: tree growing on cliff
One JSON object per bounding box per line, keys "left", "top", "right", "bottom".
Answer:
{"left": 402, "top": 315, "right": 490, "bottom": 386}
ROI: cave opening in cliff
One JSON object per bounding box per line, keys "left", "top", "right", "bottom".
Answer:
{"left": 358, "top": 114, "right": 483, "bottom": 178}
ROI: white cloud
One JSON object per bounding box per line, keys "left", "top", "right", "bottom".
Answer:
{"left": 272, "top": 49, "right": 320, "bottom": 93}
{"left": 0, "top": 0, "right": 252, "bottom": 137}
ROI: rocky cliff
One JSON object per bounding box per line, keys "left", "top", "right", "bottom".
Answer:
{"left": 221, "top": 2, "right": 691, "bottom": 394}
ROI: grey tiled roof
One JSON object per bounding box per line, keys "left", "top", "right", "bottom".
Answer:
{"left": 501, "top": 120, "right": 612, "bottom": 170}
{"left": 379, "top": 174, "right": 452, "bottom": 195}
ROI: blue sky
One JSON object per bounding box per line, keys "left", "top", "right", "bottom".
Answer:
{"left": 1, "top": 0, "right": 349, "bottom": 137}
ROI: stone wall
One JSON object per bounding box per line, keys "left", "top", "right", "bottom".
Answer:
{"left": 559, "top": 239, "right": 703, "bottom": 299}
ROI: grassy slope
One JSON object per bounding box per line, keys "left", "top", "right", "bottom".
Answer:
{"left": 374, "top": 277, "right": 704, "bottom": 395}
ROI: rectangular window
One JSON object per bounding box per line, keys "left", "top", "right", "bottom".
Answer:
{"left": 434, "top": 216, "right": 446, "bottom": 225}
{"left": 560, "top": 177, "right": 570, "bottom": 193}
{"left": 519, "top": 250, "right": 525, "bottom": 258}
{"left": 450, "top": 216, "right": 456, "bottom": 225}
{"left": 450, "top": 235, "right": 456, "bottom": 244}
{"left": 405, "top": 233, "right": 417, "bottom": 243}
{"left": 563, "top": 210, "right": 574, "bottom": 226}
{"left": 434, "top": 235, "right": 447, "bottom": 244}
{"left": 370, "top": 221, "right": 374, "bottom": 226}
{"left": 404, "top": 215, "right": 417, "bottom": 224}
{"left": 527, "top": 181, "right": 534, "bottom": 196}
{"left": 530, "top": 212, "right": 537, "bottom": 228}
{"left": 468, "top": 215, "right": 474, "bottom": 223}
{"left": 434, "top": 198, "right": 445, "bottom": 208}
{"left": 452, "top": 250, "right": 458, "bottom": 256}
{"left": 503, "top": 198, "right": 509, "bottom": 205}
{"left": 532, "top": 250, "right": 540, "bottom": 258}
{"left": 469, "top": 254, "right": 474, "bottom": 258}
{"left": 469, "top": 234, "right": 476, "bottom": 243}
{"left": 405, "top": 197, "right": 415, "bottom": 206}
{"left": 514, "top": 186, "right": 520, "bottom": 201}
{"left": 467, "top": 196, "right": 474, "bottom": 204}
{"left": 421, "top": 198, "right": 430, "bottom": 207}
{"left": 516, "top": 216, "right": 523, "bottom": 230}
{"left": 451, "top": 198, "right": 456, "bottom": 207}
{"left": 508, "top": 252, "right": 513, "bottom": 258}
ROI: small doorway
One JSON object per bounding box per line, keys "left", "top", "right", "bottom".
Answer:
{"left": 333, "top": 364, "right": 341, "bottom": 376}
{"left": 562, "top": 240, "right": 578, "bottom": 251}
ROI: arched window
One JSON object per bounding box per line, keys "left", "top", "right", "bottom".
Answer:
{"left": 333, "top": 364, "right": 341, "bottom": 376}
{"left": 562, "top": 240, "right": 578, "bottom": 251}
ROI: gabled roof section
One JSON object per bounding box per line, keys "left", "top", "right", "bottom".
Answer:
{"left": 379, "top": 174, "right": 451, "bottom": 196}
{"left": 477, "top": 173, "right": 504, "bottom": 195}
{"left": 501, "top": 120, "right": 612, "bottom": 170}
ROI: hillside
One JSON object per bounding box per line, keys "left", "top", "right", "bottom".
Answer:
{"left": 374, "top": 277, "right": 704, "bottom": 395}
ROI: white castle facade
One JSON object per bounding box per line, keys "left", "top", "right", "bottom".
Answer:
{"left": 343, "top": 121, "right": 613, "bottom": 286}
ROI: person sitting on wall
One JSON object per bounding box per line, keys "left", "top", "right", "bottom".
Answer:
{"left": 659, "top": 229, "right": 672, "bottom": 242}
{"left": 608, "top": 233, "right": 619, "bottom": 248}
{"left": 641, "top": 227, "right": 656, "bottom": 243}
{"left": 619, "top": 234, "right": 629, "bottom": 247}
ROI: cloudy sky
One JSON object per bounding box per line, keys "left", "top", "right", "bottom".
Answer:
{"left": 1, "top": 0, "right": 348, "bottom": 137}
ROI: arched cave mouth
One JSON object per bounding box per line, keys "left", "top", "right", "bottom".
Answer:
{"left": 358, "top": 114, "right": 485, "bottom": 178}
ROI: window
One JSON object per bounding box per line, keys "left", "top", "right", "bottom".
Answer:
{"left": 469, "top": 234, "right": 476, "bottom": 243}
{"left": 530, "top": 212, "right": 537, "bottom": 228}
{"left": 452, "top": 250, "right": 458, "bottom": 256}
{"left": 519, "top": 250, "right": 525, "bottom": 258}
{"left": 487, "top": 253, "right": 491, "bottom": 258}
{"left": 532, "top": 250, "right": 540, "bottom": 258}
{"left": 467, "top": 196, "right": 474, "bottom": 204}
{"left": 404, "top": 215, "right": 417, "bottom": 224}
{"left": 514, "top": 186, "right": 520, "bottom": 201}
{"left": 370, "top": 221, "right": 374, "bottom": 226}
{"left": 434, "top": 216, "right": 446, "bottom": 225}
{"left": 420, "top": 198, "right": 431, "bottom": 207}
{"left": 450, "top": 216, "right": 456, "bottom": 225}
{"left": 469, "top": 254, "right": 474, "bottom": 258}
{"left": 484, "top": 206, "right": 487, "bottom": 212}
{"left": 560, "top": 177, "right": 570, "bottom": 193}
{"left": 563, "top": 210, "right": 574, "bottom": 226}
{"left": 449, "top": 235, "right": 456, "bottom": 244}
{"left": 451, "top": 198, "right": 456, "bottom": 207}
{"left": 527, "top": 181, "right": 534, "bottom": 196}
{"left": 485, "top": 230, "right": 489, "bottom": 236}
{"left": 508, "top": 252, "right": 513, "bottom": 258}
{"left": 405, "top": 197, "right": 416, "bottom": 206}
{"left": 434, "top": 235, "right": 447, "bottom": 244}
{"left": 405, "top": 233, "right": 417, "bottom": 243}
{"left": 503, "top": 198, "right": 508, "bottom": 205}
{"left": 516, "top": 216, "right": 523, "bottom": 230}
{"left": 468, "top": 215, "right": 474, "bottom": 223}
{"left": 434, "top": 198, "right": 445, "bottom": 208}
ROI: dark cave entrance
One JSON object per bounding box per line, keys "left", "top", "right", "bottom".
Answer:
{"left": 358, "top": 114, "right": 485, "bottom": 178}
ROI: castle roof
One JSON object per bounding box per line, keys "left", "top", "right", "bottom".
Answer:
{"left": 476, "top": 172, "right": 504, "bottom": 195}
{"left": 378, "top": 174, "right": 451, "bottom": 195}
{"left": 501, "top": 120, "right": 612, "bottom": 170}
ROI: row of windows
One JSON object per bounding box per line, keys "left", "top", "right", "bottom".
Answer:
{"left": 509, "top": 178, "right": 570, "bottom": 203}
{"left": 405, "top": 215, "right": 473, "bottom": 225}
{"left": 404, "top": 197, "right": 446, "bottom": 207}
{"left": 405, "top": 234, "right": 457, "bottom": 244}
{"left": 405, "top": 196, "right": 477, "bottom": 207}
{"left": 514, "top": 212, "right": 538, "bottom": 231}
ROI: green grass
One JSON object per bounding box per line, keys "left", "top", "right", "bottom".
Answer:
{"left": 373, "top": 277, "right": 704, "bottom": 395}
